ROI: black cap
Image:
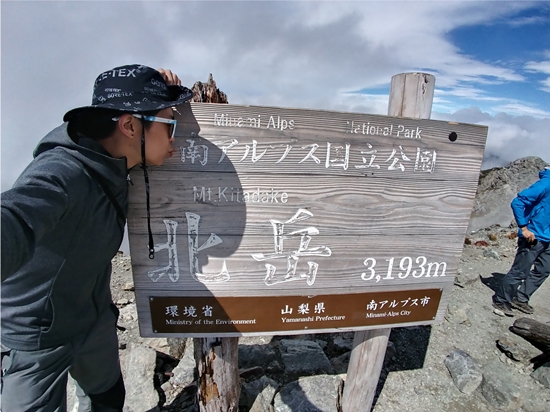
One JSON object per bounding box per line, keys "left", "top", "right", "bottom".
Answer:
{"left": 64, "top": 64, "right": 193, "bottom": 121}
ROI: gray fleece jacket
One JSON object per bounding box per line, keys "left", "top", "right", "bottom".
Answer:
{"left": 1, "top": 124, "right": 129, "bottom": 350}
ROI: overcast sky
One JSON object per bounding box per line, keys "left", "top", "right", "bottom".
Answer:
{"left": 2, "top": 1, "right": 550, "bottom": 191}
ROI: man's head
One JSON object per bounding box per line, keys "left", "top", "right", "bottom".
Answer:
{"left": 65, "top": 64, "right": 192, "bottom": 168}
{"left": 65, "top": 64, "right": 193, "bottom": 260}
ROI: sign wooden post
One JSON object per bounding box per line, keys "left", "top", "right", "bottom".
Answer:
{"left": 342, "top": 72, "right": 436, "bottom": 411}
{"left": 188, "top": 81, "right": 240, "bottom": 412}
{"left": 194, "top": 336, "right": 239, "bottom": 411}
{"left": 126, "top": 73, "right": 486, "bottom": 410}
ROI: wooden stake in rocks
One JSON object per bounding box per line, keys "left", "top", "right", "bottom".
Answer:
{"left": 194, "top": 337, "right": 240, "bottom": 411}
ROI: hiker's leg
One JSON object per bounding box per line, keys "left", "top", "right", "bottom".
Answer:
{"left": 517, "top": 242, "right": 550, "bottom": 302}
{"left": 1, "top": 343, "right": 72, "bottom": 412}
{"left": 70, "top": 304, "right": 125, "bottom": 412}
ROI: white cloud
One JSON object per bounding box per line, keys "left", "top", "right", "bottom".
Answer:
{"left": 1, "top": 1, "right": 548, "bottom": 189}
{"left": 524, "top": 55, "right": 550, "bottom": 93}
{"left": 434, "top": 108, "right": 550, "bottom": 169}
{"left": 541, "top": 77, "right": 550, "bottom": 93}
{"left": 525, "top": 60, "right": 550, "bottom": 74}
{"left": 490, "top": 103, "right": 550, "bottom": 118}
{"left": 507, "top": 15, "right": 549, "bottom": 27}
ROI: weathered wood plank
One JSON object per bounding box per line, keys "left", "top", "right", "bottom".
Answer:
{"left": 128, "top": 234, "right": 462, "bottom": 292}
{"left": 128, "top": 173, "right": 478, "bottom": 208}
{"left": 141, "top": 128, "right": 485, "bottom": 180}
{"left": 128, "top": 212, "right": 470, "bottom": 236}
{"left": 177, "top": 102, "right": 486, "bottom": 148}
{"left": 127, "top": 175, "right": 474, "bottom": 237}
{"left": 131, "top": 272, "right": 455, "bottom": 296}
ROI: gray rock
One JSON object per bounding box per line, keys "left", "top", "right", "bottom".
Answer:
{"left": 384, "top": 341, "right": 398, "bottom": 366}
{"left": 123, "top": 343, "right": 159, "bottom": 412}
{"left": 531, "top": 361, "right": 550, "bottom": 389}
{"left": 273, "top": 375, "right": 342, "bottom": 412}
{"left": 445, "top": 304, "right": 469, "bottom": 325}
{"left": 478, "top": 359, "right": 521, "bottom": 410}
{"left": 66, "top": 376, "right": 90, "bottom": 412}
{"left": 279, "top": 339, "right": 334, "bottom": 379}
{"left": 239, "top": 343, "right": 277, "bottom": 370}
{"left": 66, "top": 376, "right": 78, "bottom": 412}
{"left": 118, "top": 303, "right": 138, "bottom": 326}
{"left": 332, "top": 335, "right": 353, "bottom": 353}
{"left": 496, "top": 338, "right": 531, "bottom": 363}
{"left": 123, "top": 281, "right": 135, "bottom": 291}
{"left": 167, "top": 337, "right": 188, "bottom": 359}
{"left": 160, "top": 381, "right": 172, "bottom": 393}
{"left": 170, "top": 339, "right": 196, "bottom": 387}
{"left": 144, "top": 338, "right": 170, "bottom": 353}
{"left": 240, "top": 366, "right": 265, "bottom": 380}
{"left": 483, "top": 248, "right": 501, "bottom": 260}
{"left": 240, "top": 375, "right": 279, "bottom": 412}
{"left": 315, "top": 339, "right": 328, "bottom": 351}
{"left": 444, "top": 350, "right": 483, "bottom": 394}
{"left": 266, "top": 359, "right": 284, "bottom": 376}
{"left": 454, "top": 272, "right": 479, "bottom": 288}
{"left": 521, "top": 395, "right": 550, "bottom": 412}
{"left": 329, "top": 352, "right": 350, "bottom": 374}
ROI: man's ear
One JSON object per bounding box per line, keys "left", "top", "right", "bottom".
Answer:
{"left": 117, "top": 114, "right": 138, "bottom": 138}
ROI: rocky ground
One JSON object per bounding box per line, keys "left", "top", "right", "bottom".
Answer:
{"left": 102, "top": 222, "right": 550, "bottom": 412}
{"left": 371, "top": 224, "right": 550, "bottom": 412}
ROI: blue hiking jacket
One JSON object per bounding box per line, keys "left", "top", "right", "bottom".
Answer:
{"left": 511, "top": 168, "right": 550, "bottom": 242}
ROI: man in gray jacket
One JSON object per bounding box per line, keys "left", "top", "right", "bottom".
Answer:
{"left": 1, "top": 64, "right": 192, "bottom": 411}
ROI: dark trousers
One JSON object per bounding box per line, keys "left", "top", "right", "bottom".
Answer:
{"left": 494, "top": 237, "right": 550, "bottom": 304}
{"left": 1, "top": 307, "right": 124, "bottom": 412}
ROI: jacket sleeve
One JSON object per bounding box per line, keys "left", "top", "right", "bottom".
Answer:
{"left": 510, "top": 180, "right": 545, "bottom": 227}
{"left": 1, "top": 156, "right": 75, "bottom": 280}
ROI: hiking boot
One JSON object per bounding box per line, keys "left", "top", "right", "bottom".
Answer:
{"left": 492, "top": 301, "right": 514, "bottom": 317}
{"left": 511, "top": 297, "right": 534, "bottom": 314}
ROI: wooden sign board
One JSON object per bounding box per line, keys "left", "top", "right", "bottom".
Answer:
{"left": 127, "top": 103, "right": 487, "bottom": 337}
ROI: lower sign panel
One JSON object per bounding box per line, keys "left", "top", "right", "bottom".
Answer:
{"left": 149, "top": 289, "right": 442, "bottom": 334}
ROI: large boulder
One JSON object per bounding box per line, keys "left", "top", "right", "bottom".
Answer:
{"left": 273, "top": 375, "right": 343, "bottom": 412}
{"left": 279, "top": 339, "right": 334, "bottom": 381}
{"left": 477, "top": 359, "right": 521, "bottom": 410}
{"left": 123, "top": 344, "right": 159, "bottom": 412}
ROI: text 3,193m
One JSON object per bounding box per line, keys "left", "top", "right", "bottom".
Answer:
{"left": 360, "top": 256, "right": 447, "bottom": 282}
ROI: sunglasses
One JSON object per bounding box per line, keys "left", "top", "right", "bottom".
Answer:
{"left": 112, "top": 114, "right": 178, "bottom": 139}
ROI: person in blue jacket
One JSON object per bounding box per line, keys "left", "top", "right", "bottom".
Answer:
{"left": 492, "top": 166, "right": 550, "bottom": 317}
{"left": 1, "top": 64, "right": 192, "bottom": 411}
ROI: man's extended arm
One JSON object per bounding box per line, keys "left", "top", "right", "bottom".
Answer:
{"left": 1, "top": 156, "right": 71, "bottom": 280}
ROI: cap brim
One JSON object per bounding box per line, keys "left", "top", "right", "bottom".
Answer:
{"left": 63, "top": 87, "right": 193, "bottom": 122}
